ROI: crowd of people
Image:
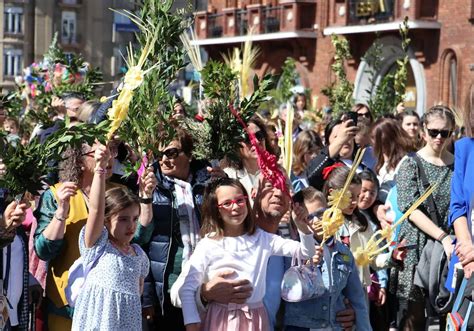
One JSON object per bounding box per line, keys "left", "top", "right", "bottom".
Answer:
{"left": 1, "top": 81, "right": 474, "bottom": 331}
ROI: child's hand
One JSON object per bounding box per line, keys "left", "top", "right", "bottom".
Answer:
{"left": 392, "top": 239, "right": 408, "bottom": 262}
{"left": 94, "top": 144, "right": 111, "bottom": 170}
{"left": 280, "top": 210, "right": 291, "bottom": 224}
{"left": 139, "top": 166, "right": 157, "bottom": 198}
{"left": 292, "top": 203, "right": 311, "bottom": 234}
{"left": 310, "top": 245, "right": 323, "bottom": 265}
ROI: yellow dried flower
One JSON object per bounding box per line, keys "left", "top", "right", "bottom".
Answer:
{"left": 353, "top": 247, "right": 371, "bottom": 267}
{"left": 328, "top": 189, "right": 352, "bottom": 210}
{"left": 321, "top": 207, "right": 344, "bottom": 240}
{"left": 123, "top": 66, "right": 144, "bottom": 90}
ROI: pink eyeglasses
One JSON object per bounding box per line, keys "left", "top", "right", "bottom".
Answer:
{"left": 217, "top": 196, "right": 248, "bottom": 210}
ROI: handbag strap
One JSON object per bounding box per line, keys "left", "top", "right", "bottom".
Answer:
{"left": 291, "top": 249, "right": 303, "bottom": 267}
{"left": 412, "top": 154, "right": 441, "bottom": 226}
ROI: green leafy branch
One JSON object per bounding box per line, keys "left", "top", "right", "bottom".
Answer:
{"left": 116, "top": 0, "right": 189, "bottom": 168}
{"left": 394, "top": 17, "right": 411, "bottom": 106}
{"left": 0, "top": 120, "right": 108, "bottom": 197}
{"left": 363, "top": 17, "right": 411, "bottom": 116}
{"left": 186, "top": 60, "right": 276, "bottom": 162}
{"left": 321, "top": 35, "right": 354, "bottom": 115}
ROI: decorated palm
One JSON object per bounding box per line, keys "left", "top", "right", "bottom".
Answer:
{"left": 353, "top": 183, "right": 438, "bottom": 267}
{"left": 312, "top": 148, "right": 366, "bottom": 243}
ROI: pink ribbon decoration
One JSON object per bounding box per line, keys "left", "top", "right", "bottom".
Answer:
{"left": 229, "top": 104, "right": 290, "bottom": 197}
{"left": 136, "top": 154, "right": 149, "bottom": 184}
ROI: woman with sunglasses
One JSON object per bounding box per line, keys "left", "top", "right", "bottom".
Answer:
{"left": 223, "top": 117, "right": 276, "bottom": 203}
{"left": 136, "top": 129, "right": 213, "bottom": 330}
{"left": 390, "top": 106, "right": 455, "bottom": 330}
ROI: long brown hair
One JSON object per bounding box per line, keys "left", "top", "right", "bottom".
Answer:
{"left": 372, "top": 117, "right": 415, "bottom": 174}
{"left": 104, "top": 187, "right": 140, "bottom": 222}
{"left": 292, "top": 130, "right": 323, "bottom": 176}
{"left": 201, "top": 177, "right": 256, "bottom": 238}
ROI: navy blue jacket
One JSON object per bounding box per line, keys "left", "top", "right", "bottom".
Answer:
{"left": 140, "top": 160, "right": 210, "bottom": 312}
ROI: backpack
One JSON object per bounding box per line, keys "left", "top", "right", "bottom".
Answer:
{"left": 65, "top": 246, "right": 106, "bottom": 307}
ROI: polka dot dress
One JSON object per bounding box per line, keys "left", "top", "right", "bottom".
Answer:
{"left": 72, "top": 228, "right": 149, "bottom": 331}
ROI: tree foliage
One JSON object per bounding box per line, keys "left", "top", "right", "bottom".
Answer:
{"left": 321, "top": 35, "right": 354, "bottom": 115}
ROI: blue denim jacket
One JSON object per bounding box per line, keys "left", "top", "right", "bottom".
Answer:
{"left": 284, "top": 241, "right": 372, "bottom": 331}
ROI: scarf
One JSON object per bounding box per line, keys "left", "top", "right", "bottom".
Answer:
{"left": 169, "top": 176, "right": 201, "bottom": 265}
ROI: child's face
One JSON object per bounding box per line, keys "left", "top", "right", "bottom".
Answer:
{"left": 341, "top": 184, "right": 361, "bottom": 215}
{"left": 358, "top": 180, "right": 377, "bottom": 210}
{"left": 3, "top": 121, "right": 18, "bottom": 134}
{"left": 305, "top": 198, "right": 327, "bottom": 242}
{"left": 106, "top": 204, "right": 140, "bottom": 244}
{"left": 216, "top": 185, "right": 248, "bottom": 236}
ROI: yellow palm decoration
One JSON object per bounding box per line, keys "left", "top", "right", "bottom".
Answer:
{"left": 222, "top": 27, "right": 260, "bottom": 99}
{"left": 312, "top": 148, "right": 366, "bottom": 243}
{"left": 353, "top": 183, "right": 438, "bottom": 266}
{"left": 106, "top": 9, "right": 159, "bottom": 140}
{"left": 283, "top": 102, "right": 294, "bottom": 177}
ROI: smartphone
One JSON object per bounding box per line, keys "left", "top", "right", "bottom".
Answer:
{"left": 345, "top": 111, "right": 358, "bottom": 127}
{"left": 398, "top": 244, "right": 417, "bottom": 251}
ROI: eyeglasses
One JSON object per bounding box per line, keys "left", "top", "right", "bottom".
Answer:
{"left": 426, "top": 129, "right": 452, "bottom": 138}
{"left": 357, "top": 112, "right": 371, "bottom": 119}
{"left": 156, "top": 147, "right": 181, "bottom": 159}
{"left": 245, "top": 130, "right": 266, "bottom": 144}
{"left": 307, "top": 208, "right": 326, "bottom": 221}
{"left": 218, "top": 195, "right": 248, "bottom": 210}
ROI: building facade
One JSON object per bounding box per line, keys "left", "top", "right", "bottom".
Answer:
{"left": 0, "top": 0, "right": 136, "bottom": 92}
{"left": 194, "top": 0, "right": 474, "bottom": 122}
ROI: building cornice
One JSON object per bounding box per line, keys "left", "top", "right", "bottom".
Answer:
{"left": 323, "top": 20, "right": 441, "bottom": 36}
{"left": 192, "top": 30, "right": 317, "bottom": 46}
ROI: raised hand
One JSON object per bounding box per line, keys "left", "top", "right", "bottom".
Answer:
{"left": 94, "top": 143, "right": 111, "bottom": 171}
{"left": 292, "top": 202, "right": 312, "bottom": 234}
{"left": 2, "top": 200, "right": 29, "bottom": 230}
{"left": 139, "top": 166, "right": 157, "bottom": 198}
{"left": 55, "top": 182, "right": 78, "bottom": 219}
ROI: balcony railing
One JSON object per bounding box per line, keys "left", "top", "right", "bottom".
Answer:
{"left": 207, "top": 13, "right": 224, "bottom": 38}
{"left": 194, "top": 1, "right": 316, "bottom": 39}
{"left": 236, "top": 9, "right": 248, "bottom": 35}
{"left": 347, "top": 0, "right": 395, "bottom": 25}
{"left": 263, "top": 6, "right": 282, "bottom": 33}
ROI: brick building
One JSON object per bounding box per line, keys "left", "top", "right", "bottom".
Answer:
{"left": 193, "top": 0, "right": 474, "bottom": 121}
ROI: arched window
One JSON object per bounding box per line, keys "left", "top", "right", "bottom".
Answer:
{"left": 449, "top": 56, "right": 458, "bottom": 107}
{"left": 440, "top": 50, "right": 458, "bottom": 107}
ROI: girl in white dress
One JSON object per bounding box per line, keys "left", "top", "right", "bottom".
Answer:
{"left": 179, "top": 177, "right": 315, "bottom": 331}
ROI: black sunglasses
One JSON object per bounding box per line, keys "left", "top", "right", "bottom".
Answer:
{"left": 426, "top": 129, "right": 452, "bottom": 138}
{"left": 307, "top": 208, "right": 326, "bottom": 221}
{"left": 245, "top": 130, "right": 266, "bottom": 144}
{"left": 357, "top": 112, "right": 371, "bottom": 118}
{"left": 156, "top": 147, "right": 181, "bottom": 159}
